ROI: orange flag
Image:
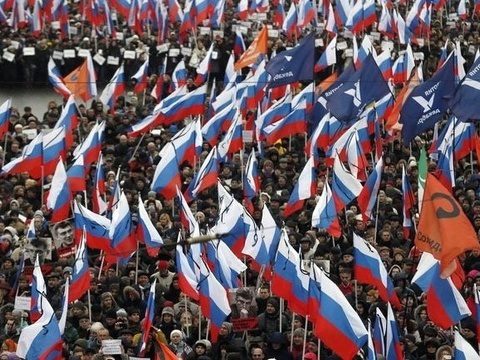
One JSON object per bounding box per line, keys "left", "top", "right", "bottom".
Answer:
{"left": 415, "top": 173, "right": 480, "bottom": 277}
{"left": 234, "top": 26, "right": 269, "bottom": 70}
{"left": 157, "top": 342, "right": 178, "bottom": 360}
{"left": 316, "top": 72, "right": 338, "bottom": 94}
{"left": 63, "top": 60, "right": 93, "bottom": 102}
{"left": 385, "top": 67, "right": 421, "bottom": 131}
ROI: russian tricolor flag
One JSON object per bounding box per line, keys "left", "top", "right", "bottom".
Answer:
{"left": 282, "top": 2, "right": 297, "bottom": 39}
{"left": 331, "top": 155, "right": 363, "bottom": 210}
{"left": 73, "top": 120, "right": 105, "bottom": 166}
{"left": 176, "top": 243, "right": 200, "bottom": 300}
{"left": 137, "top": 197, "right": 163, "bottom": 257}
{"left": 159, "top": 119, "right": 202, "bottom": 166}
{"left": 243, "top": 149, "right": 260, "bottom": 212}
{"left": 315, "top": 35, "right": 337, "bottom": 73}
{"left": 353, "top": 233, "right": 401, "bottom": 308}
{"left": 284, "top": 156, "right": 316, "bottom": 217}
{"left": 48, "top": 57, "right": 71, "bottom": 98}
{"left": 92, "top": 153, "right": 107, "bottom": 215}
{"left": 184, "top": 146, "right": 219, "bottom": 202}
{"left": 132, "top": 56, "right": 149, "bottom": 93}
{"left": 74, "top": 201, "right": 111, "bottom": 251}
{"left": 46, "top": 159, "right": 71, "bottom": 223}
{"left": 358, "top": 157, "right": 383, "bottom": 221}
{"left": 2, "top": 132, "right": 43, "bottom": 179}
{"left": 386, "top": 303, "right": 403, "bottom": 360}
{"left": 412, "top": 252, "right": 471, "bottom": 329}
{"left": 217, "top": 110, "right": 243, "bottom": 160}
{"left": 255, "top": 92, "right": 291, "bottom": 141}
{"left": 69, "top": 227, "right": 90, "bottom": 303}
{"left": 109, "top": 192, "right": 136, "bottom": 257}
{"left": 160, "top": 84, "right": 207, "bottom": 126}
{"left": 242, "top": 204, "right": 281, "bottom": 266}
{"left": 312, "top": 180, "right": 341, "bottom": 237}
{"left": 151, "top": 143, "right": 182, "bottom": 200}
{"left": 205, "top": 238, "right": 246, "bottom": 289}
{"left": 67, "top": 155, "right": 85, "bottom": 193}
{"left": 454, "top": 330, "right": 480, "bottom": 360}
{"left": 30, "top": 255, "right": 46, "bottom": 322}
{"left": 198, "top": 258, "right": 232, "bottom": 342}
{"left": 263, "top": 99, "right": 307, "bottom": 145}
{"left": 308, "top": 264, "right": 368, "bottom": 359}
{"left": 195, "top": 43, "right": 213, "bottom": 86}
{"left": 17, "top": 277, "right": 62, "bottom": 360}
{"left": 53, "top": 95, "right": 78, "bottom": 150}
{"left": 140, "top": 279, "right": 157, "bottom": 354}
{"left": 0, "top": 99, "right": 11, "bottom": 139}
{"left": 100, "top": 64, "right": 126, "bottom": 111}
{"left": 42, "top": 126, "right": 65, "bottom": 177}
{"left": 215, "top": 186, "right": 247, "bottom": 256}
{"left": 130, "top": 86, "right": 187, "bottom": 137}
{"left": 202, "top": 102, "right": 237, "bottom": 146}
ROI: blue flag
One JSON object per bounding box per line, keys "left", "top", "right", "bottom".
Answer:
{"left": 450, "top": 56, "right": 480, "bottom": 122}
{"left": 326, "top": 54, "right": 391, "bottom": 122}
{"left": 400, "top": 55, "right": 456, "bottom": 144}
{"left": 266, "top": 32, "right": 315, "bottom": 88}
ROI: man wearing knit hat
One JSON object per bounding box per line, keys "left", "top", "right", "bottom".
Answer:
{"left": 152, "top": 260, "right": 175, "bottom": 291}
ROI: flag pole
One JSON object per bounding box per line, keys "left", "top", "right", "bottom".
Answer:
{"left": 198, "top": 307, "right": 202, "bottom": 341}
{"left": 373, "top": 195, "right": 381, "bottom": 245}
{"left": 289, "top": 312, "right": 296, "bottom": 350}
{"left": 135, "top": 240, "right": 140, "bottom": 284}
{"left": 279, "top": 297, "right": 284, "bottom": 332}
{"left": 2, "top": 133, "right": 7, "bottom": 165}
{"left": 301, "top": 315, "right": 309, "bottom": 360}
{"left": 41, "top": 165, "right": 45, "bottom": 206}
{"left": 87, "top": 289, "right": 92, "bottom": 323}
{"left": 184, "top": 295, "right": 190, "bottom": 338}
{"left": 97, "top": 250, "right": 104, "bottom": 280}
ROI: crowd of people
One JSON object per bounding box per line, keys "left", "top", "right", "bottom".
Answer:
{"left": 0, "top": 0, "right": 479, "bottom": 359}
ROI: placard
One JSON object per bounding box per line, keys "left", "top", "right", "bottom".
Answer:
{"left": 448, "top": 12, "right": 459, "bottom": 20}
{"left": 370, "top": 31, "right": 381, "bottom": 41}
{"left": 52, "top": 50, "right": 63, "bottom": 60}
{"left": 22, "top": 129, "right": 37, "bottom": 140}
{"left": 199, "top": 27, "right": 211, "bottom": 35}
{"left": 381, "top": 40, "right": 394, "bottom": 51}
{"left": 69, "top": 26, "right": 78, "bottom": 35}
{"left": 212, "top": 30, "right": 224, "bottom": 39}
{"left": 238, "top": 25, "right": 248, "bottom": 35}
{"left": 343, "top": 29, "right": 353, "bottom": 38}
{"left": 14, "top": 296, "right": 31, "bottom": 311}
{"left": 268, "top": 29, "right": 279, "bottom": 38}
{"left": 337, "top": 41, "right": 348, "bottom": 50}
{"left": 51, "top": 21, "right": 60, "bottom": 30}
{"left": 413, "top": 52, "right": 424, "bottom": 60}
{"left": 93, "top": 53, "right": 106, "bottom": 65}
{"left": 101, "top": 339, "right": 123, "bottom": 355}
{"left": 315, "top": 38, "right": 324, "bottom": 47}
{"left": 78, "top": 49, "right": 90, "bottom": 58}
{"left": 168, "top": 48, "right": 180, "bottom": 57}
{"left": 257, "top": 13, "right": 267, "bottom": 21}
{"left": 157, "top": 44, "right": 169, "bottom": 53}
{"left": 63, "top": 49, "right": 76, "bottom": 58}
{"left": 232, "top": 318, "right": 258, "bottom": 332}
{"left": 2, "top": 51, "right": 15, "bottom": 62}
{"left": 10, "top": 40, "right": 19, "bottom": 49}
{"left": 123, "top": 50, "right": 136, "bottom": 59}
{"left": 181, "top": 47, "right": 192, "bottom": 57}
{"left": 107, "top": 56, "right": 119, "bottom": 65}
{"left": 115, "top": 32, "right": 124, "bottom": 41}
{"left": 344, "top": 48, "right": 353, "bottom": 57}
{"left": 23, "top": 47, "right": 35, "bottom": 56}
{"left": 242, "top": 130, "right": 253, "bottom": 143}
